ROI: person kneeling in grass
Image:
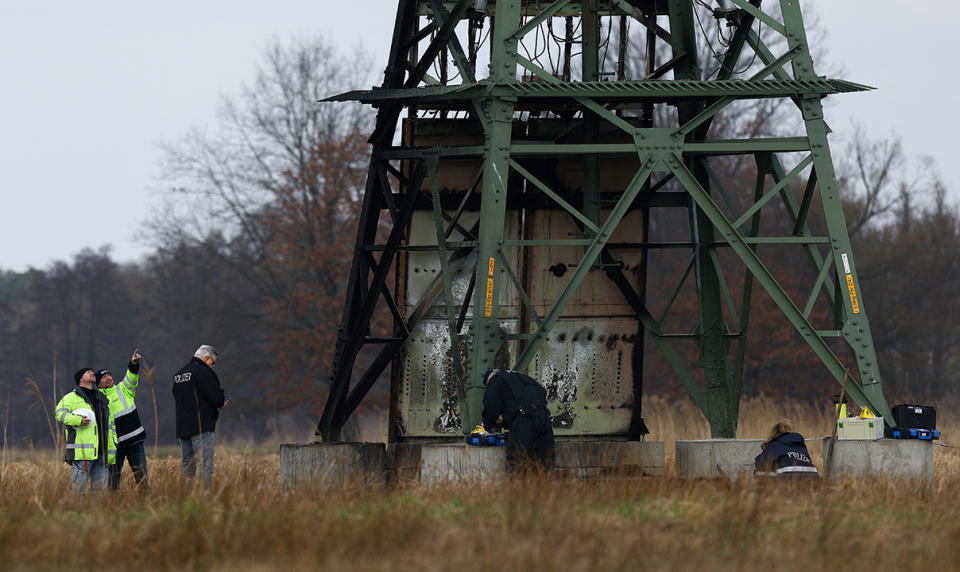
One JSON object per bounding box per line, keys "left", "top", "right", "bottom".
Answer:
{"left": 754, "top": 420, "right": 819, "bottom": 480}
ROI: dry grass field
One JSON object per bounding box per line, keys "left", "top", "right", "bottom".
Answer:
{"left": 2, "top": 397, "right": 958, "bottom": 571}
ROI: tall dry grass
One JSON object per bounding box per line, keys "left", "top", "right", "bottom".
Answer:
{"left": 1, "top": 396, "right": 958, "bottom": 571}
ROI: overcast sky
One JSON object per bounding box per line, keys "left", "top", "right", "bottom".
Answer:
{"left": 1, "top": 1, "right": 954, "bottom": 272}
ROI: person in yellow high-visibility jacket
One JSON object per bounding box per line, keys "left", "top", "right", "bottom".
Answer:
{"left": 54, "top": 367, "right": 117, "bottom": 492}
{"left": 98, "top": 348, "right": 148, "bottom": 489}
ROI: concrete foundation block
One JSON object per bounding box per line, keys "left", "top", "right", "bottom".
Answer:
{"left": 279, "top": 442, "right": 386, "bottom": 488}
{"left": 389, "top": 443, "right": 505, "bottom": 485}
{"left": 823, "top": 438, "right": 933, "bottom": 484}
{"left": 390, "top": 440, "right": 666, "bottom": 484}
{"left": 676, "top": 439, "right": 764, "bottom": 478}
{"left": 555, "top": 440, "right": 665, "bottom": 476}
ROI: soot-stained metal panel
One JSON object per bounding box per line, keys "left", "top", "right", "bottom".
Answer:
{"left": 530, "top": 318, "right": 639, "bottom": 435}
{"left": 397, "top": 319, "right": 518, "bottom": 437}
{"left": 398, "top": 208, "right": 522, "bottom": 437}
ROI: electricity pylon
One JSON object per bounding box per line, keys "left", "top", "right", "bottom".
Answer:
{"left": 316, "top": 0, "right": 890, "bottom": 442}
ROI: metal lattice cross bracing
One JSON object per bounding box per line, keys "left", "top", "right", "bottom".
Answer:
{"left": 316, "top": 0, "right": 890, "bottom": 442}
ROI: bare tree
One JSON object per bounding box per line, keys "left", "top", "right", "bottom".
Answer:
{"left": 837, "top": 123, "right": 904, "bottom": 236}
{"left": 153, "top": 37, "right": 375, "bottom": 408}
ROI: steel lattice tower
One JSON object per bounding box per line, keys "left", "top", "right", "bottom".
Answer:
{"left": 316, "top": 0, "right": 891, "bottom": 442}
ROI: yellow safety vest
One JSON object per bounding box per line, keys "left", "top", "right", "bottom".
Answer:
{"left": 101, "top": 368, "right": 145, "bottom": 445}
{"left": 54, "top": 389, "right": 117, "bottom": 464}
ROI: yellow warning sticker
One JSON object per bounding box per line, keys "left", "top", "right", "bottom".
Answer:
{"left": 845, "top": 274, "right": 860, "bottom": 314}
{"left": 487, "top": 257, "right": 495, "bottom": 277}
{"left": 484, "top": 277, "right": 495, "bottom": 317}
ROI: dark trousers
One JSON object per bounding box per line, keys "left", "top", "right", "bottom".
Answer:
{"left": 109, "top": 440, "right": 148, "bottom": 489}
{"left": 506, "top": 411, "right": 555, "bottom": 471}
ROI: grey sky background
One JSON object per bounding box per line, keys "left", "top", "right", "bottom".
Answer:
{"left": 1, "top": 1, "right": 953, "bottom": 272}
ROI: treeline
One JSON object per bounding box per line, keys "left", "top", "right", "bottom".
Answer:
{"left": 0, "top": 243, "right": 306, "bottom": 448}
{"left": 0, "top": 38, "right": 375, "bottom": 449}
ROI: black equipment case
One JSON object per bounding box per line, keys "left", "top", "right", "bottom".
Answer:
{"left": 892, "top": 404, "right": 936, "bottom": 430}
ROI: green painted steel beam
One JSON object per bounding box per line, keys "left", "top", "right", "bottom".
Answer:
{"left": 325, "top": 78, "right": 871, "bottom": 104}
{"left": 803, "top": 251, "right": 835, "bottom": 319}
{"left": 669, "top": 156, "right": 891, "bottom": 425}
{"left": 738, "top": 237, "right": 830, "bottom": 245}
{"left": 709, "top": 249, "right": 740, "bottom": 327}
{"left": 732, "top": 168, "right": 767, "bottom": 417}
{"left": 514, "top": 159, "right": 658, "bottom": 371}
{"left": 670, "top": 0, "right": 736, "bottom": 438}
{"left": 428, "top": 157, "right": 468, "bottom": 405}
{"left": 380, "top": 137, "right": 813, "bottom": 159}
{"left": 499, "top": 253, "right": 543, "bottom": 328}
{"left": 716, "top": 0, "right": 760, "bottom": 82}
{"left": 732, "top": 154, "right": 813, "bottom": 228}
{"left": 727, "top": 0, "right": 786, "bottom": 36}
{"left": 461, "top": 0, "right": 522, "bottom": 434}
{"left": 600, "top": 249, "right": 710, "bottom": 416}
{"left": 511, "top": 138, "right": 813, "bottom": 156}
{"left": 325, "top": 0, "right": 894, "bottom": 441}
{"left": 675, "top": 45, "right": 805, "bottom": 139}
{"left": 509, "top": 159, "right": 601, "bottom": 235}
{"left": 657, "top": 254, "right": 696, "bottom": 326}
{"left": 780, "top": 0, "right": 891, "bottom": 425}
{"left": 511, "top": 0, "right": 576, "bottom": 40}
{"left": 793, "top": 169, "right": 819, "bottom": 236}
{"left": 416, "top": 0, "right": 632, "bottom": 17}
{"left": 765, "top": 156, "right": 835, "bottom": 308}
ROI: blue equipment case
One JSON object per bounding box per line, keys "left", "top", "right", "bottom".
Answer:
{"left": 466, "top": 433, "right": 507, "bottom": 447}
{"left": 885, "top": 426, "right": 940, "bottom": 440}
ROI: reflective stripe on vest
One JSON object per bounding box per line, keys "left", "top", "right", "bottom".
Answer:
{"left": 66, "top": 443, "right": 95, "bottom": 450}
{"left": 118, "top": 426, "right": 145, "bottom": 443}
{"left": 775, "top": 465, "right": 818, "bottom": 475}
{"left": 116, "top": 404, "right": 137, "bottom": 417}
{"left": 113, "top": 385, "right": 132, "bottom": 412}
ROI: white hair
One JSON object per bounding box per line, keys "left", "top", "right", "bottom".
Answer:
{"left": 194, "top": 345, "right": 219, "bottom": 359}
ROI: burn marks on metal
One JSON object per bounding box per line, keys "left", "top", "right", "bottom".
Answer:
{"left": 534, "top": 321, "right": 638, "bottom": 434}
{"left": 400, "top": 322, "right": 463, "bottom": 434}
{"left": 399, "top": 320, "right": 518, "bottom": 436}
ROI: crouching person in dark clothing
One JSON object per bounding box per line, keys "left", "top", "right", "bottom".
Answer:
{"left": 481, "top": 369, "right": 555, "bottom": 472}
{"left": 754, "top": 421, "right": 819, "bottom": 480}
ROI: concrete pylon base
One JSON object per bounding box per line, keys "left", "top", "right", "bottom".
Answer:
{"left": 675, "top": 438, "right": 936, "bottom": 483}
{"left": 279, "top": 442, "right": 386, "bottom": 488}
{"left": 675, "top": 439, "right": 764, "bottom": 478}
{"left": 278, "top": 440, "right": 667, "bottom": 486}
{"left": 390, "top": 440, "right": 666, "bottom": 485}
{"left": 823, "top": 438, "right": 934, "bottom": 484}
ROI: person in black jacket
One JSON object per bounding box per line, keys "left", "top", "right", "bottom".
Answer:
{"left": 481, "top": 369, "right": 555, "bottom": 471}
{"left": 754, "top": 421, "right": 819, "bottom": 480}
{"left": 172, "top": 345, "right": 228, "bottom": 485}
